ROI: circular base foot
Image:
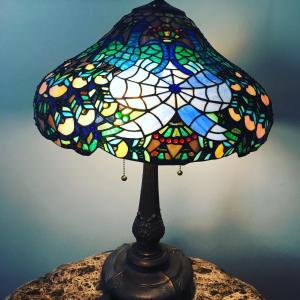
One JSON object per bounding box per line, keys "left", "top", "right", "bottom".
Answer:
{"left": 102, "top": 243, "right": 195, "bottom": 300}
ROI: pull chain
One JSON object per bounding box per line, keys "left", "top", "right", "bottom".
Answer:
{"left": 177, "top": 165, "right": 183, "bottom": 176}
{"left": 121, "top": 159, "right": 127, "bottom": 181}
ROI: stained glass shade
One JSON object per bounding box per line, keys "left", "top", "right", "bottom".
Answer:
{"left": 34, "top": 0, "right": 273, "bottom": 165}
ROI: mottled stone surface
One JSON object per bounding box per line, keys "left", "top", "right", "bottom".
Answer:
{"left": 7, "top": 249, "right": 264, "bottom": 300}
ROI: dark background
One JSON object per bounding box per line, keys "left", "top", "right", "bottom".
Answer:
{"left": 0, "top": 1, "right": 299, "bottom": 299}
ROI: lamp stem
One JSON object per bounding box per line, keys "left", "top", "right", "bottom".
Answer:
{"left": 129, "top": 164, "right": 167, "bottom": 269}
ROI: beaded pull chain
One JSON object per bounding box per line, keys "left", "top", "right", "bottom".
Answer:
{"left": 121, "top": 159, "right": 128, "bottom": 181}
{"left": 177, "top": 165, "right": 183, "bottom": 176}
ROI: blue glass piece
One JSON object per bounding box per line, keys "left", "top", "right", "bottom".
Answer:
{"left": 188, "top": 76, "right": 204, "bottom": 88}
{"left": 191, "top": 114, "right": 214, "bottom": 136}
{"left": 203, "top": 70, "right": 222, "bottom": 84}
{"left": 178, "top": 105, "right": 201, "bottom": 126}
{"left": 187, "top": 30, "right": 203, "bottom": 52}
{"left": 169, "top": 84, "right": 181, "bottom": 94}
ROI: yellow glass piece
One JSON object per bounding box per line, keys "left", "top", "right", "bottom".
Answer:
{"left": 215, "top": 144, "right": 224, "bottom": 159}
{"left": 101, "top": 102, "right": 118, "bottom": 117}
{"left": 144, "top": 150, "right": 151, "bottom": 162}
{"left": 129, "top": 111, "right": 144, "bottom": 120}
{"left": 165, "top": 153, "right": 171, "bottom": 160}
{"left": 72, "top": 77, "right": 88, "bottom": 89}
{"left": 245, "top": 115, "right": 255, "bottom": 131}
{"left": 58, "top": 118, "right": 74, "bottom": 135}
{"left": 235, "top": 72, "right": 242, "bottom": 78}
{"left": 256, "top": 124, "right": 266, "bottom": 139}
{"left": 173, "top": 128, "right": 181, "bottom": 137}
{"left": 114, "top": 119, "right": 123, "bottom": 126}
{"left": 39, "top": 82, "right": 48, "bottom": 95}
{"left": 231, "top": 84, "right": 241, "bottom": 91}
{"left": 261, "top": 94, "right": 270, "bottom": 106}
{"left": 229, "top": 108, "right": 241, "bottom": 122}
{"left": 94, "top": 76, "right": 108, "bottom": 85}
{"left": 85, "top": 64, "right": 95, "bottom": 70}
{"left": 95, "top": 100, "right": 101, "bottom": 109}
{"left": 143, "top": 135, "right": 152, "bottom": 148}
{"left": 167, "top": 144, "right": 183, "bottom": 158}
{"left": 159, "top": 126, "right": 168, "bottom": 134}
{"left": 49, "top": 85, "right": 68, "bottom": 98}
{"left": 122, "top": 108, "right": 132, "bottom": 115}
{"left": 246, "top": 85, "right": 257, "bottom": 96}
{"left": 89, "top": 89, "right": 96, "bottom": 97}
{"left": 97, "top": 122, "right": 113, "bottom": 131}
{"left": 78, "top": 110, "right": 95, "bottom": 126}
{"left": 115, "top": 141, "right": 128, "bottom": 158}
{"left": 87, "top": 132, "right": 93, "bottom": 144}
{"left": 165, "top": 31, "right": 170, "bottom": 37}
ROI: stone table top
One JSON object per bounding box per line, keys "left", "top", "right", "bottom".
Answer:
{"left": 7, "top": 249, "right": 264, "bottom": 300}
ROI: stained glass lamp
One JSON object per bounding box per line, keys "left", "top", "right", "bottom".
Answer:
{"left": 33, "top": 0, "right": 273, "bottom": 299}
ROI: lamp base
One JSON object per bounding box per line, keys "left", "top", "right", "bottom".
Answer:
{"left": 102, "top": 243, "right": 194, "bottom": 300}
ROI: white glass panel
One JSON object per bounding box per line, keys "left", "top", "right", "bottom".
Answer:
{"left": 207, "top": 132, "right": 227, "bottom": 141}
{"left": 191, "top": 99, "right": 206, "bottom": 111}
{"left": 173, "top": 69, "right": 189, "bottom": 79}
{"left": 180, "top": 92, "right": 192, "bottom": 102}
{"left": 121, "top": 122, "right": 141, "bottom": 131}
{"left": 211, "top": 124, "right": 227, "bottom": 133}
{"left": 205, "top": 102, "right": 222, "bottom": 112}
{"left": 145, "top": 63, "right": 159, "bottom": 72}
{"left": 117, "top": 99, "right": 127, "bottom": 106}
{"left": 174, "top": 75, "right": 186, "bottom": 84}
{"left": 166, "top": 94, "right": 176, "bottom": 108}
{"left": 119, "top": 66, "right": 139, "bottom": 79}
{"left": 136, "top": 113, "right": 162, "bottom": 134}
{"left": 141, "top": 84, "right": 155, "bottom": 96}
{"left": 125, "top": 81, "right": 141, "bottom": 98}
{"left": 176, "top": 95, "right": 187, "bottom": 108}
{"left": 156, "top": 87, "right": 169, "bottom": 94}
{"left": 126, "top": 99, "right": 146, "bottom": 110}
{"left": 143, "top": 96, "right": 161, "bottom": 109}
{"left": 143, "top": 74, "right": 160, "bottom": 86}
{"left": 194, "top": 88, "right": 207, "bottom": 99}
{"left": 151, "top": 104, "right": 175, "bottom": 125}
{"left": 181, "top": 88, "right": 194, "bottom": 97}
{"left": 158, "top": 91, "right": 171, "bottom": 102}
{"left": 110, "top": 77, "right": 126, "bottom": 98}
{"left": 117, "top": 130, "right": 144, "bottom": 139}
{"left": 130, "top": 67, "right": 149, "bottom": 82}
{"left": 207, "top": 86, "right": 221, "bottom": 102}
{"left": 219, "top": 83, "right": 232, "bottom": 103}
{"left": 141, "top": 59, "right": 153, "bottom": 69}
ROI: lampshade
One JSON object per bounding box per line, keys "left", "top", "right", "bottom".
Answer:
{"left": 34, "top": 0, "right": 273, "bottom": 165}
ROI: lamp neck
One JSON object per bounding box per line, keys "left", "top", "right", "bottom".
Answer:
{"left": 129, "top": 163, "right": 167, "bottom": 269}
{"left": 132, "top": 164, "right": 164, "bottom": 245}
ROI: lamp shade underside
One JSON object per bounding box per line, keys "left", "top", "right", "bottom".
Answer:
{"left": 34, "top": 0, "right": 273, "bottom": 165}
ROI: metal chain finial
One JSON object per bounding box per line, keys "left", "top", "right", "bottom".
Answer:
{"left": 177, "top": 165, "right": 183, "bottom": 176}
{"left": 121, "top": 159, "right": 128, "bottom": 181}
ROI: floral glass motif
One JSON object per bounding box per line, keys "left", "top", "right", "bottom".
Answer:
{"left": 34, "top": 0, "right": 273, "bottom": 165}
